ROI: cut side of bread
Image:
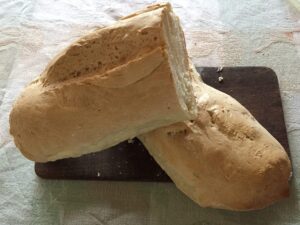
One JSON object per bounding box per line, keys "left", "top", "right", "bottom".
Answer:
{"left": 9, "top": 3, "right": 198, "bottom": 162}
{"left": 139, "top": 65, "right": 291, "bottom": 211}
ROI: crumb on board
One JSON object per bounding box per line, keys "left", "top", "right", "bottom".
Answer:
{"left": 127, "top": 139, "right": 134, "bottom": 144}
{"left": 218, "top": 76, "right": 224, "bottom": 83}
{"left": 217, "top": 67, "right": 223, "bottom": 72}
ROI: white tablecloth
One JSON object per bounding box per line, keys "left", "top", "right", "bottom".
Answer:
{"left": 1, "top": 0, "right": 300, "bottom": 224}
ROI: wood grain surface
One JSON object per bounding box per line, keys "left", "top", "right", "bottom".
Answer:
{"left": 35, "top": 67, "right": 290, "bottom": 181}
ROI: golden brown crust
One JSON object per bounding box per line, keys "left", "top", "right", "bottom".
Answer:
{"left": 139, "top": 80, "right": 291, "bottom": 211}
{"left": 9, "top": 3, "right": 197, "bottom": 162}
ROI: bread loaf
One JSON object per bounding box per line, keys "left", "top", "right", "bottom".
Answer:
{"left": 139, "top": 65, "right": 291, "bottom": 211}
{"left": 9, "top": 3, "right": 198, "bottom": 162}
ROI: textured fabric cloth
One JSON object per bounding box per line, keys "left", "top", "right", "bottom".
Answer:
{"left": 0, "top": 0, "right": 300, "bottom": 224}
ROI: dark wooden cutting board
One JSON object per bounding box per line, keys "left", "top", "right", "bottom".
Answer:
{"left": 35, "top": 67, "right": 290, "bottom": 181}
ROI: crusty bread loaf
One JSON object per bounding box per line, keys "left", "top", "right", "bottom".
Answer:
{"left": 139, "top": 65, "right": 291, "bottom": 211}
{"left": 9, "top": 3, "right": 198, "bottom": 162}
